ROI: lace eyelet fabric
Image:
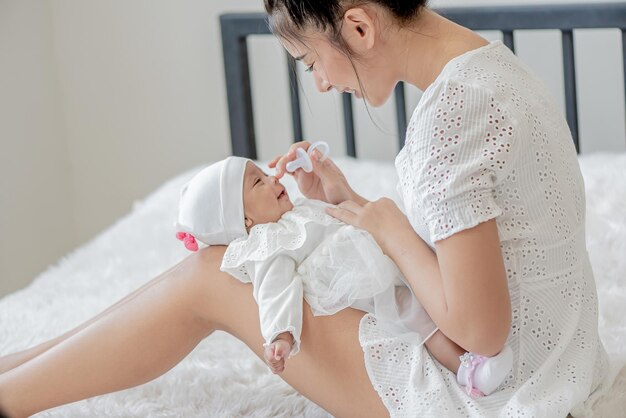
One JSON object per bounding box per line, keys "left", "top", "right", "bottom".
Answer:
{"left": 359, "top": 41, "right": 610, "bottom": 417}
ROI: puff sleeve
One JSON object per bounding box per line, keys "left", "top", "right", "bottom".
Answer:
{"left": 415, "top": 80, "right": 519, "bottom": 242}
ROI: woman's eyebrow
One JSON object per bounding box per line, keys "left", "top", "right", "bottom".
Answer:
{"left": 295, "top": 53, "right": 307, "bottom": 61}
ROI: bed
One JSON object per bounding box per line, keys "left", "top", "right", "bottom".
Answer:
{"left": 1, "top": 3, "right": 626, "bottom": 417}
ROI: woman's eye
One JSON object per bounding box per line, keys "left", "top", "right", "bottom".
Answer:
{"left": 305, "top": 63, "right": 314, "bottom": 73}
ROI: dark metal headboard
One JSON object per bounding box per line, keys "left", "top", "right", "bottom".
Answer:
{"left": 220, "top": 3, "right": 626, "bottom": 159}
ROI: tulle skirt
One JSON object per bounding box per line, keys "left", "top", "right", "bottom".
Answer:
{"left": 297, "top": 224, "right": 437, "bottom": 344}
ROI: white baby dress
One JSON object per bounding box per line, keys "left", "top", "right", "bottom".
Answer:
{"left": 356, "top": 40, "right": 610, "bottom": 417}
{"left": 220, "top": 197, "right": 438, "bottom": 357}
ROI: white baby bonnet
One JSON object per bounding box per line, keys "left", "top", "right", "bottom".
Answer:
{"left": 175, "top": 156, "right": 250, "bottom": 251}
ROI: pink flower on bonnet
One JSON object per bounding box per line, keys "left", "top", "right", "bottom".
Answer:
{"left": 175, "top": 156, "right": 250, "bottom": 251}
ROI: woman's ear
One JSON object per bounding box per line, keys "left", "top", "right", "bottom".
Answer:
{"left": 341, "top": 7, "right": 376, "bottom": 52}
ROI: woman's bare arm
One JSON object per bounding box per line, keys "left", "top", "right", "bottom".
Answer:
{"left": 383, "top": 218, "right": 511, "bottom": 356}
{"left": 326, "top": 198, "right": 511, "bottom": 356}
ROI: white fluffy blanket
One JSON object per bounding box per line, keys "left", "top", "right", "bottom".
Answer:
{"left": 1, "top": 154, "right": 625, "bottom": 417}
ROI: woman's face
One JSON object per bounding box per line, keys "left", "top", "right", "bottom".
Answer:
{"left": 242, "top": 161, "right": 293, "bottom": 230}
{"left": 280, "top": 8, "right": 397, "bottom": 107}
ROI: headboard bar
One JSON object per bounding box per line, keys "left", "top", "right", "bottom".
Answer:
{"left": 623, "top": 29, "right": 626, "bottom": 113}
{"left": 221, "top": 3, "right": 626, "bottom": 159}
{"left": 503, "top": 31, "right": 515, "bottom": 53}
{"left": 220, "top": 14, "right": 260, "bottom": 158}
{"left": 437, "top": 3, "right": 626, "bottom": 30}
{"left": 287, "top": 55, "right": 303, "bottom": 142}
{"left": 562, "top": 30, "right": 580, "bottom": 152}
{"left": 342, "top": 93, "right": 357, "bottom": 156}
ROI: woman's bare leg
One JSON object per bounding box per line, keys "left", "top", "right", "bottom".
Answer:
{"left": 0, "top": 251, "right": 218, "bottom": 418}
{"left": 0, "top": 246, "right": 389, "bottom": 418}
{"left": 0, "top": 263, "right": 180, "bottom": 375}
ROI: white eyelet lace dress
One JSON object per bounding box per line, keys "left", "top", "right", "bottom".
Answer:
{"left": 357, "top": 40, "right": 611, "bottom": 417}
{"left": 220, "top": 198, "right": 437, "bottom": 357}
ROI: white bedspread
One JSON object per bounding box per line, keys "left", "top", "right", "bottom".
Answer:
{"left": 1, "top": 154, "right": 625, "bottom": 417}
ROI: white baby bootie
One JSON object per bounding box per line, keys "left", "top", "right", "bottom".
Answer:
{"left": 456, "top": 345, "right": 513, "bottom": 397}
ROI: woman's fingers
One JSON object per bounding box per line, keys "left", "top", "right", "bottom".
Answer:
{"left": 274, "top": 141, "right": 311, "bottom": 179}
{"left": 290, "top": 140, "right": 311, "bottom": 153}
{"left": 310, "top": 150, "right": 329, "bottom": 177}
{"left": 268, "top": 155, "right": 281, "bottom": 168}
{"left": 326, "top": 204, "right": 358, "bottom": 225}
{"left": 337, "top": 200, "right": 362, "bottom": 213}
{"left": 274, "top": 149, "right": 295, "bottom": 179}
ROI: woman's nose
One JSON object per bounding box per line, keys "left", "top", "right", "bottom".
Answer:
{"left": 313, "top": 71, "right": 332, "bottom": 93}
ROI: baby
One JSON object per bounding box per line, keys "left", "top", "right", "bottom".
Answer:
{"left": 175, "top": 156, "right": 513, "bottom": 398}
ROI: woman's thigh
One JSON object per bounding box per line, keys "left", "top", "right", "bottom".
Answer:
{"left": 192, "top": 245, "right": 390, "bottom": 418}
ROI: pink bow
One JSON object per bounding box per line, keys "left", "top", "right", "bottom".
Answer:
{"left": 176, "top": 232, "right": 198, "bottom": 252}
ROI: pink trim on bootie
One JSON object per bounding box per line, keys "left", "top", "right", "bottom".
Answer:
{"left": 459, "top": 352, "right": 487, "bottom": 398}
{"left": 176, "top": 232, "right": 198, "bottom": 252}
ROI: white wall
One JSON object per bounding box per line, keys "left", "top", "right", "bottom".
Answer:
{"left": 0, "top": 0, "right": 73, "bottom": 297}
{"left": 1, "top": 0, "right": 625, "bottom": 297}
{"left": 49, "top": 0, "right": 265, "bottom": 247}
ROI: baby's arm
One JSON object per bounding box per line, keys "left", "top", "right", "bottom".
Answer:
{"left": 250, "top": 254, "right": 303, "bottom": 373}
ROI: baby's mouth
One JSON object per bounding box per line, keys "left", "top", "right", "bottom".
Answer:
{"left": 278, "top": 190, "right": 287, "bottom": 200}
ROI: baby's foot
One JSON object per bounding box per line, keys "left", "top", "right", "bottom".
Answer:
{"left": 456, "top": 345, "right": 513, "bottom": 397}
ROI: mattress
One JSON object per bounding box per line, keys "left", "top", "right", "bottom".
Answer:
{"left": 1, "top": 153, "right": 625, "bottom": 417}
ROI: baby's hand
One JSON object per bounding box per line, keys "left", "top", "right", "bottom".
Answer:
{"left": 264, "top": 336, "right": 293, "bottom": 374}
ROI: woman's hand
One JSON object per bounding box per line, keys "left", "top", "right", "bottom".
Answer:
{"left": 268, "top": 141, "right": 357, "bottom": 205}
{"left": 325, "top": 197, "right": 413, "bottom": 254}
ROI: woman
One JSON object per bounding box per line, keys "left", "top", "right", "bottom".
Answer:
{"left": 0, "top": 1, "right": 609, "bottom": 417}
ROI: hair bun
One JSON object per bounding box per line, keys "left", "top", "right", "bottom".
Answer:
{"left": 266, "top": 0, "right": 427, "bottom": 36}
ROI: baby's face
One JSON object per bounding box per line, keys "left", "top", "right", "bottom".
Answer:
{"left": 242, "top": 161, "right": 293, "bottom": 230}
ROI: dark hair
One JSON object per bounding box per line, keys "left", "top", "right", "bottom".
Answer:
{"left": 265, "top": 1, "right": 428, "bottom": 131}
{"left": 264, "top": 0, "right": 428, "bottom": 51}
